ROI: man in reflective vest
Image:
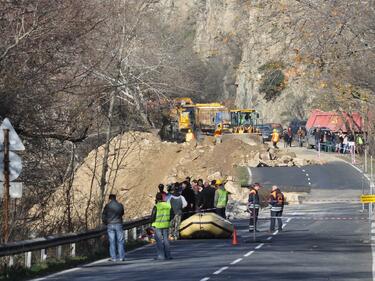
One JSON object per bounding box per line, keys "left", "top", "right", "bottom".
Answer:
{"left": 248, "top": 183, "right": 261, "bottom": 232}
{"left": 271, "top": 129, "right": 280, "bottom": 149}
{"left": 151, "top": 193, "right": 173, "bottom": 260}
{"left": 214, "top": 179, "right": 229, "bottom": 218}
{"left": 268, "top": 185, "right": 285, "bottom": 232}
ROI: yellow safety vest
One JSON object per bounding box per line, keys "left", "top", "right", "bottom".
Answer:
{"left": 216, "top": 189, "right": 228, "bottom": 208}
{"left": 152, "top": 202, "right": 171, "bottom": 229}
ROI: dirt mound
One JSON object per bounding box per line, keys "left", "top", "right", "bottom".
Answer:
{"left": 37, "top": 131, "right": 319, "bottom": 231}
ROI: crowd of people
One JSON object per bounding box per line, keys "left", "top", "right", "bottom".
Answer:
{"left": 101, "top": 179, "right": 286, "bottom": 262}
{"left": 271, "top": 125, "right": 365, "bottom": 155}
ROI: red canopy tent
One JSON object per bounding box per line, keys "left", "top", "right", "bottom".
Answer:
{"left": 306, "top": 109, "right": 363, "bottom": 133}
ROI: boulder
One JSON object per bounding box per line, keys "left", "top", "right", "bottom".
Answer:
{"left": 208, "top": 171, "right": 222, "bottom": 181}
{"left": 247, "top": 158, "right": 260, "bottom": 167}
{"left": 280, "top": 155, "right": 293, "bottom": 163}
{"left": 293, "top": 158, "right": 307, "bottom": 167}
{"left": 260, "top": 152, "right": 271, "bottom": 161}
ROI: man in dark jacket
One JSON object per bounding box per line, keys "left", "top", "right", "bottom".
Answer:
{"left": 248, "top": 183, "right": 261, "bottom": 232}
{"left": 181, "top": 181, "right": 195, "bottom": 219}
{"left": 102, "top": 194, "right": 125, "bottom": 261}
{"left": 198, "top": 182, "right": 216, "bottom": 212}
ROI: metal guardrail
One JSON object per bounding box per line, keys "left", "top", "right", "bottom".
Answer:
{"left": 0, "top": 216, "right": 152, "bottom": 258}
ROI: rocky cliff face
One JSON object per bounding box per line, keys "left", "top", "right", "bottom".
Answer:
{"left": 161, "top": 0, "right": 317, "bottom": 124}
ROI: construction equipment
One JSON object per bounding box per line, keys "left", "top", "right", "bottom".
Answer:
{"left": 160, "top": 98, "right": 226, "bottom": 142}
{"left": 160, "top": 98, "right": 262, "bottom": 145}
{"left": 221, "top": 109, "right": 263, "bottom": 145}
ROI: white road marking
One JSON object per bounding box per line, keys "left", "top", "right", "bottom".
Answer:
{"left": 286, "top": 218, "right": 292, "bottom": 223}
{"left": 273, "top": 230, "right": 279, "bottom": 235}
{"left": 244, "top": 250, "right": 254, "bottom": 257}
{"left": 283, "top": 223, "right": 288, "bottom": 228}
{"left": 255, "top": 243, "right": 264, "bottom": 249}
{"left": 308, "top": 182, "right": 312, "bottom": 185}
{"left": 213, "top": 267, "right": 229, "bottom": 275}
{"left": 305, "top": 173, "right": 309, "bottom": 176}
{"left": 200, "top": 278, "right": 210, "bottom": 281}
{"left": 230, "top": 258, "right": 243, "bottom": 265}
{"left": 307, "top": 177, "right": 311, "bottom": 181}
{"left": 266, "top": 236, "right": 273, "bottom": 240}
{"left": 302, "top": 169, "right": 306, "bottom": 172}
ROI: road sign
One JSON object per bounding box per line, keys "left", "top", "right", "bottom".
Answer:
{"left": 0, "top": 151, "right": 22, "bottom": 181}
{"left": 0, "top": 118, "right": 25, "bottom": 151}
{"left": 360, "top": 194, "right": 375, "bottom": 203}
{"left": 0, "top": 182, "right": 22, "bottom": 198}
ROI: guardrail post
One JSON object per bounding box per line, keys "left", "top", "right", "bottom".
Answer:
{"left": 56, "top": 245, "right": 62, "bottom": 259}
{"left": 124, "top": 229, "right": 129, "bottom": 242}
{"left": 70, "top": 243, "right": 76, "bottom": 257}
{"left": 25, "top": 251, "right": 32, "bottom": 268}
{"left": 8, "top": 256, "right": 14, "bottom": 267}
{"left": 132, "top": 227, "right": 137, "bottom": 240}
{"left": 41, "top": 249, "right": 47, "bottom": 261}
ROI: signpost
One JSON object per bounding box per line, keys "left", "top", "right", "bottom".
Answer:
{"left": 0, "top": 118, "right": 24, "bottom": 243}
{"left": 360, "top": 194, "right": 375, "bottom": 204}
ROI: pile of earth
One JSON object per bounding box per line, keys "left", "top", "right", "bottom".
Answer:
{"left": 34, "top": 131, "right": 321, "bottom": 231}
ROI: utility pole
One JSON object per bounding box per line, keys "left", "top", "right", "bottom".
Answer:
{"left": 2, "top": 129, "right": 10, "bottom": 243}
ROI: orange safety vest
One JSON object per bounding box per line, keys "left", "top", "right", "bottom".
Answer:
{"left": 271, "top": 132, "right": 280, "bottom": 142}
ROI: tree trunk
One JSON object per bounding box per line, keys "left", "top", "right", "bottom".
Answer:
{"left": 97, "top": 91, "right": 116, "bottom": 225}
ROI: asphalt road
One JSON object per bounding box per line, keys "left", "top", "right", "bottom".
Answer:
{"left": 32, "top": 161, "right": 373, "bottom": 281}
{"left": 249, "top": 161, "right": 370, "bottom": 190}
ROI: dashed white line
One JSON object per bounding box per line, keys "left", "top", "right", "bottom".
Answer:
{"left": 244, "top": 250, "right": 254, "bottom": 257}
{"left": 305, "top": 173, "right": 309, "bottom": 176}
{"left": 213, "top": 267, "right": 228, "bottom": 275}
{"left": 286, "top": 218, "right": 292, "bottom": 223}
{"left": 308, "top": 182, "right": 312, "bottom": 185}
{"left": 266, "top": 236, "right": 273, "bottom": 240}
{"left": 302, "top": 169, "right": 306, "bottom": 172}
{"left": 200, "top": 278, "right": 210, "bottom": 281}
{"left": 307, "top": 177, "right": 311, "bottom": 181}
{"left": 255, "top": 243, "right": 264, "bottom": 249}
{"left": 230, "top": 258, "right": 243, "bottom": 265}
{"left": 273, "top": 230, "right": 279, "bottom": 235}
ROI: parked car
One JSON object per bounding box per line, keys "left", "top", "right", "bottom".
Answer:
{"left": 268, "top": 123, "right": 283, "bottom": 135}
{"left": 255, "top": 124, "right": 273, "bottom": 141}
{"left": 306, "top": 127, "right": 332, "bottom": 149}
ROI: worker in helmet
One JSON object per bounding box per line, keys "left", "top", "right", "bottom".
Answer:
{"left": 214, "top": 123, "right": 223, "bottom": 144}
{"left": 271, "top": 128, "right": 280, "bottom": 149}
{"left": 214, "top": 179, "right": 229, "bottom": 218}
{"left": 185, "top": 129, "right": 195, "bottom": 142}
{"left": 268, "top": 185, "right": 285, "bottom": 232}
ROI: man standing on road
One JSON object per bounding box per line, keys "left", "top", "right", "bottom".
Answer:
{"left": 271, "top": 129, "right": 280, "bottom": 149}
{"left": 248, "top": 183, "right": 261, "bottom": 232}
{"left": 268, "top": 185, "right": 285, "bottom": 232}
{"left": 168, "top": 187, "right": 187, "bottom": 240}
{"left": 214, "top": 179, "right": 229, "bottom": 218}
{"left": 151, "top": 193, "right": 173, "bottom": 260}
{"left": 102, "top": 194, "right": 125, "bottom": 262}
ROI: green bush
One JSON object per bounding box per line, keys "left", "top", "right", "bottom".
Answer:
{"left": 259, "top": 69, "right": 285, "bottom": 101}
